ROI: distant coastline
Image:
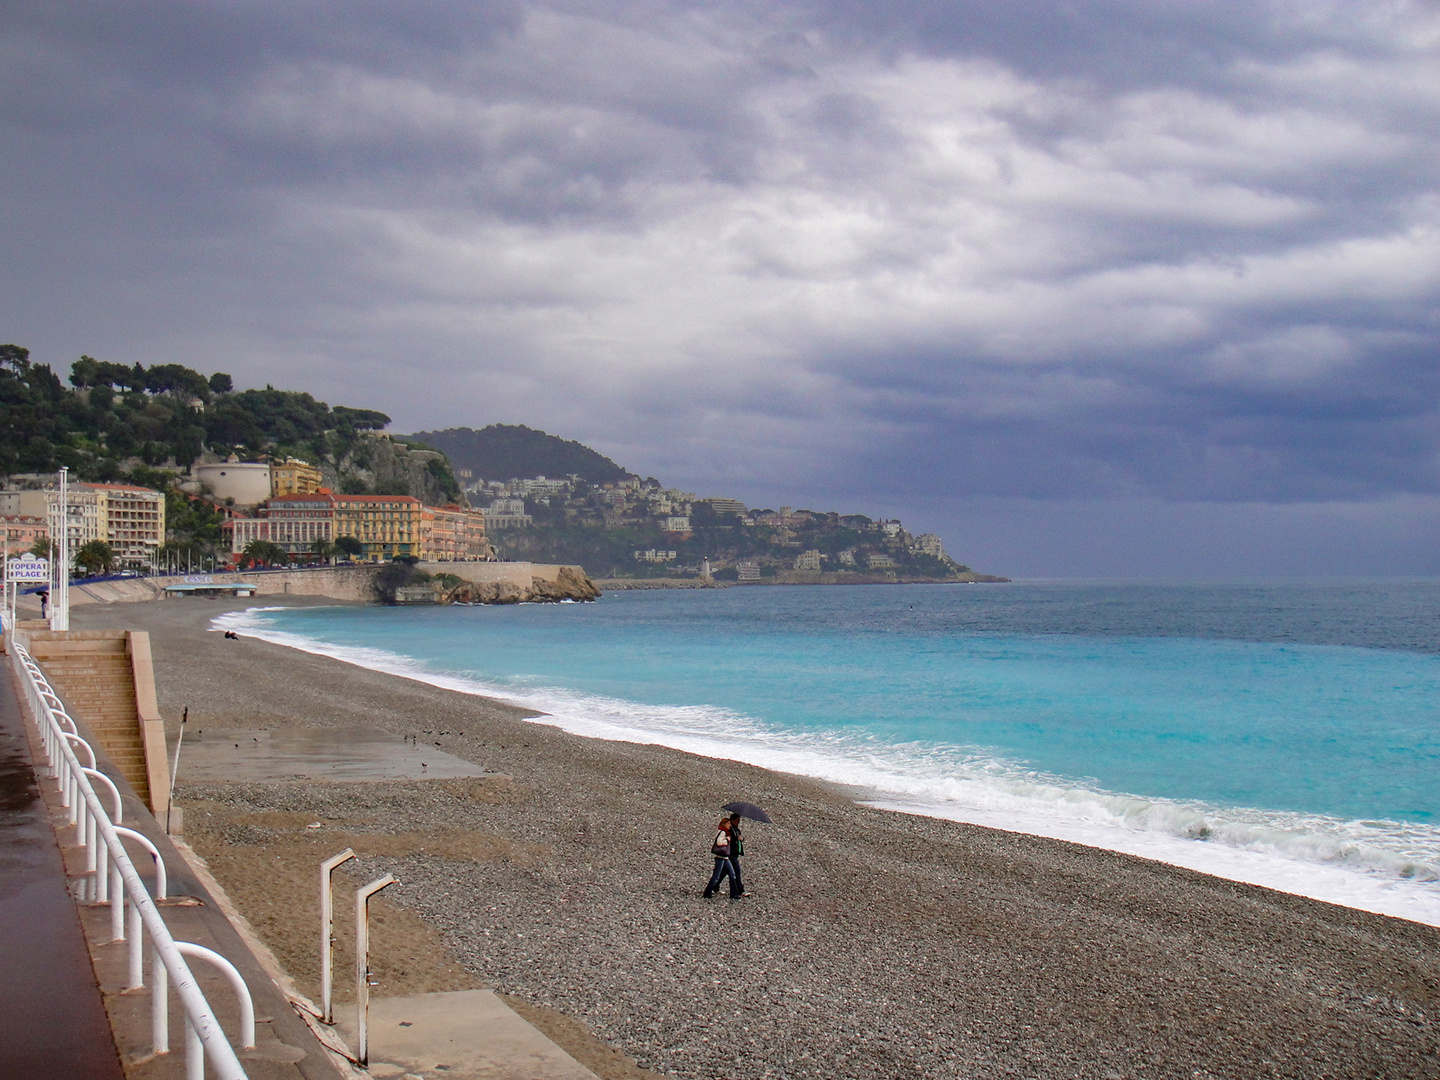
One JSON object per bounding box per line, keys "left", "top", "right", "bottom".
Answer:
{"left": 595, "top": 570, "right": 1010, "bottom": 589}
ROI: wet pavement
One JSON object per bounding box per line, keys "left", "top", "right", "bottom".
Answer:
{"left": 0, "top": 675, "right": 124, "bottom": 1079}
{"left": 174, "top": 726, "right": 493, "bottom": 782}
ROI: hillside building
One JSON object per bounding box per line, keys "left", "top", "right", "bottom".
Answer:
{"left": 915, "top": 533, "right": 945, "bottom": 558}
{"left": 702, "top": 497, "right": 748, "bottom": 516}
{"left": 794, "top": 549, "right": 823, "bottom": 571}
{"left": 270, "top": 458, "right": 323, "bottom": 497}
{"left": 193, "top": 460, "right": 272, "bottom": 506}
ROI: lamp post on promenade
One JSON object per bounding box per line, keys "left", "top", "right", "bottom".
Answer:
{"left": 52, "top": 467, "right": 71, "bottom": 631}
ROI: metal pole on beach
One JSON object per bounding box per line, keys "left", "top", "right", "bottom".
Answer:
{"left": 320, "top": 848, "right": 355, "bottom": 1024}
{"left": 355, "top": 874, "right": 397, "bottom": 1066}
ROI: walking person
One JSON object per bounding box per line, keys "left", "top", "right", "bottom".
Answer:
{"left": 726, "top": 812, "right": 746, "bottom": 897}
{"left": 702, "top": 816, "right": 740, "bottom": 898}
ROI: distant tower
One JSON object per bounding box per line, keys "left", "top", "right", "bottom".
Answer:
{"left": 700, "top": 557, "right": 712, "bottom": 581}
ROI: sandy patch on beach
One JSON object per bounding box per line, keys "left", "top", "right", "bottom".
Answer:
{"left": 71, "top": 598, "right": 1440, "bottom": 1080}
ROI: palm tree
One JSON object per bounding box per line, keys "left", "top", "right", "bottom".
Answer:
{"left": 75, "top": 540, "right": 116, "bottom": 577}
{"left": 310, "top": 536, "right": 337, "bottom": 565}
{"left": 241, "top": 539, "right": 289, "bottom": 568}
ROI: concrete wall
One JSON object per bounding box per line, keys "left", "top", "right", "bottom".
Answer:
{"left": 61, "top": 562, "right": 587, "bottom": 607}
{"left": 417, "top": 561, "right": 582, "bottom": 586}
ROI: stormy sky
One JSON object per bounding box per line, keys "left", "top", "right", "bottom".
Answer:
{"left": 4, "top": 1, "right": 1438, "bottom": 576}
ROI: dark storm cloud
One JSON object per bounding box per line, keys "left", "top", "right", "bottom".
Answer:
{"left": 3, "top": 0, "right": 1438, "bottom": 528}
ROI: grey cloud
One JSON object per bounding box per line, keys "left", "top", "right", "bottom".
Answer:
{"left": 3, "top": 0, "right": 1440, "bottom": 571}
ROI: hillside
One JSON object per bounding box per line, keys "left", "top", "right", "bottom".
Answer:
{"left": 406, "top": 424, "right": 630, "bottom": 484}
{"left": 0, "top": 344, "right": 460, "bottom": 504}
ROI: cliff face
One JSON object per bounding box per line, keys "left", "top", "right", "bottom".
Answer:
{"left": 325, "top": 434, "right": 463, "bottom": 505}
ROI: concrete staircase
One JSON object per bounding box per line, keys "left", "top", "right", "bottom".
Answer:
{"left": 23, "top": 630, "right": 170, "bottom": 817}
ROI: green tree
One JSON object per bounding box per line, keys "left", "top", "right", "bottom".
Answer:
{"left": 241, "top": 539, "right": 288, "bottom": 567}
{"left": 74, "top": 540, "right": 116, "bottom": 576}
{"left": 334, "top": 535, "right": 364, "bottom": 558}
{"left": 371, "top": 557, "right": 430, "bottom": 605}
{"left": 29, "top": 535, "right": 53, "bottom": 559}
{"left": 309, "top": 537, "right": 337, "bottom": 564}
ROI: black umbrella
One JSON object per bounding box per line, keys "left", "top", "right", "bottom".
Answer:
{"left": 723, "top": 801, "right": 773, "bottom": 823}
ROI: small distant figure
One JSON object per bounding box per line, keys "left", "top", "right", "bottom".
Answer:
{"left": 702, "top": 815, "right": 742, "bottom": 899}
{"left": 37, "top": 589, "right": 49, "bottom": 619}
{"left": 223, "top": 629, "right": 239, "bottom": 640}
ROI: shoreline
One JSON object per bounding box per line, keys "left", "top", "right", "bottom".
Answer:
{"left": 66, "top": 597, "right": 1440, "bottom": 1080}
{"left": 219, "top": 601, "right": 1440, "bottom": 929}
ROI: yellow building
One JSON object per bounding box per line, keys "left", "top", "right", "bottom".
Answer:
{"left": 334, "top": 494, "right": 422, "bottom": 561}
{"left": 270, "top": 458, "right": 323, "bottom": 497}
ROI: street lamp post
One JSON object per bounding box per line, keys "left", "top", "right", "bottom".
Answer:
{"left": 52, "top": 467, "right": 71, "bottom": 631}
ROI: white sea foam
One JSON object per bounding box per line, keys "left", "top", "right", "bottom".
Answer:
{"left": 213, "top": 608, "right": 1440, "bottom": 927}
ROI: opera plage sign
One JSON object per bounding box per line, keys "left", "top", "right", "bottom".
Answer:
{"left": 6, "top": 554, "right": 51, "bottom": 583}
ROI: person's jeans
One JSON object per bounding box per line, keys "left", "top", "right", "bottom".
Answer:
{"left": 704, "top": 856, "right": 740, "bottom": 897}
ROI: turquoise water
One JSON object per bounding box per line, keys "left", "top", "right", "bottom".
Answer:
{"left": 224, "top": 580, "right": 1440, "bottom": 923}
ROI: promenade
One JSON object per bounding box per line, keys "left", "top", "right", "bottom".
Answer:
{"left": 0, "top": 677, "right": 125, "bottom": 1077}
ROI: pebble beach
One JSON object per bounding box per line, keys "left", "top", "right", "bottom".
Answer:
{"left": 73, "top": 598, "right": 1440, "bottom": 1080}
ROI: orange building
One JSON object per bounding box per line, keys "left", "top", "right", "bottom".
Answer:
{"left": 421, "top": 503, "right": 492, "bottom": 561}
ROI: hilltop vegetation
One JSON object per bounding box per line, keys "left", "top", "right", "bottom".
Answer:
{"left": 407, "top": 424, "right": 629, "bottom": 485}
{"left": 0, "top": 344, "right": 459, "bottom": 503}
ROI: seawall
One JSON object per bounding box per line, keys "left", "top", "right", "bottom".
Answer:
{"left": 64, "top": 562, "right": 600, "bottom": 606}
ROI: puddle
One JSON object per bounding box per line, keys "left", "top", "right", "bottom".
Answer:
{"left": 171, "top": 727, "right": 492, "bottom": 782}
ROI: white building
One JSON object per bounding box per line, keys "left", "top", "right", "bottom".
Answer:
{"left": 663, "top": 516, "right": 691, "bottom": 532}
{"left": 915, "top": 533, "right": 945, "bottom": 558}
{"left": 193, "top": 460, "right": 272, "bottom": 506}
{"left": 794, "top": 549, "right": 822, "bottom": 571}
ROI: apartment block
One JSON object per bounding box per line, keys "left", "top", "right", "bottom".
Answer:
{"left": 335, "top": 494, "right": 423, "bottom": 561}
{"left": 423, "top": 503, "right": 491, "bottom": 561}
{"left": 86, "top": 484, "right": 166, "bottom": 567}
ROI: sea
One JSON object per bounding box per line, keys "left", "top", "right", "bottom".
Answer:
{"left": 215, "top": 579, "right": 1440, "bottom": 927}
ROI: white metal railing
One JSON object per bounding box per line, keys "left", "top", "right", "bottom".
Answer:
{"left": 10, "top": 642, "right": 254, "bottom": 1080}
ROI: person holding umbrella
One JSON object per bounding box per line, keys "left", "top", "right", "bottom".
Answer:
{"left": 702, "top": 801, "right": 771, "bottom": 899}
{"left": 702, "top": 815, "right": 740, "bottom": 899}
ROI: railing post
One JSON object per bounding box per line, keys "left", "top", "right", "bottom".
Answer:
{"left": 110, "top": 862, "right": 125, "bottom": 940}
{"left": 128, "top": 898, "right": 144, "bottom": 989}
{"left": 320, "top": 848, "right": 355, "bottom": 1024}
{"left": 355, "top": 874, "right": 397, "bottom": 1067}
{"left": 174, "top": 943, "right": 256, "bottom": 1049}
{"left": 186, "top": 1017, "right": 203, "bottom": 1080}
{"left": 152, "top": 941, "right": 169, "bottom": 1053}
